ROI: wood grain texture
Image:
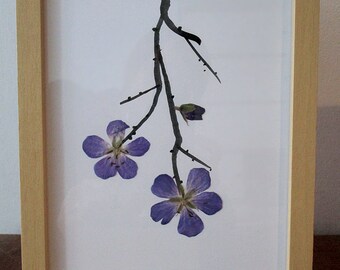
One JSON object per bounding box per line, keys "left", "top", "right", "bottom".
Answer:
{"left": 289, "top": 0, "right": 319, "bottom": 269}
{"left": 16, "top": 0, "right": 48, "bottom": 269}
{"left": 0, "top": 235, "right": 22, "bottom": 270}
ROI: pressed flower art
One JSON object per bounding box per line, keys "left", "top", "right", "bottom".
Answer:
{"left": 83, "top": 120, "right": 150, "bottom": 179}
{"left": 83, "top": 0, "right": 222, "bottom": 237}
{"left": 151, "top": 168, "right": 222, "bottom": 237}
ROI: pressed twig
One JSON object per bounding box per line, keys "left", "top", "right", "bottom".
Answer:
{"left": 160, "top": 0, "right": 221, "bottom": 83}
{"left": 158, "top": 51, "right": 183, "bottom": 191}
{"left": 121, "top": 1, "right": 215, "bottom": 193}
{"left": 120, "top": 85, "right": 159, "bottom": 105}
{"left": 186, "top": 39, "right": 221, "bottom": 83}
{"left": 120, "top": 18, "right": 164, "bottom": 146}
{"left": 160, "top": 0, "right": 201, "bottom": 45}
{"left": 158, "top": 0, "right": 213, "bottom": 193}
{"left": 177, "top": 146, "right": 212, "bottom": 171}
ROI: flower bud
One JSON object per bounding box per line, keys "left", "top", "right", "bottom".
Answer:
{"left": 177, "top": 103, "right": 205, "bottom": 123}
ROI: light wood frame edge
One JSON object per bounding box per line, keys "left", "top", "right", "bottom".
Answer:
{"left": 288, "top": 0, "right": 319, "bottom": 269}
{"left": 16, "top": 0, "right": 319, "bottom": 269}
{"left": 17, "top": 0, "right": 48, "bottom": 269}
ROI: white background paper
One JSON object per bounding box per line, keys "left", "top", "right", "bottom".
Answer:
{"left": 0, "top": 0, "right": 20, "bottom": 234}
{"left": 46, "top": 1, "right": 292, "bottom": 269}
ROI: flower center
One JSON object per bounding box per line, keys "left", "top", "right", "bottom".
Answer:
{"left": 107, "top": 145, "right": 128, "bottom": 159}
{"left": 169, "top": 195, "right": 196, "bottom": 213}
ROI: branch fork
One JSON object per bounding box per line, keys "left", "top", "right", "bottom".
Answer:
{"left": 120, "top": 0, "right": 219, "bottom": 192}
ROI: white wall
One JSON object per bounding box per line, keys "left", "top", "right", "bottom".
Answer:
{"left": 0, "top": 0, "right": 20, "bottom": 234}
{"left": 314, "top": 0, "right": 340, "bottom": 234}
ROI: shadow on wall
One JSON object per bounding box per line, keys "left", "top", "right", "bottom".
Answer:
{"left": 314, "top": 106, "right": 340, "bottom": 235}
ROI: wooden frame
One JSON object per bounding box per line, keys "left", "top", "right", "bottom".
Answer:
{"left": 16, "top": 0, "right": 319, "bottom": 269}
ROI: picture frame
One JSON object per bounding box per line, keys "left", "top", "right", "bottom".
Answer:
{"left": 17, "top": 0, "right": 319, "bottom": 269}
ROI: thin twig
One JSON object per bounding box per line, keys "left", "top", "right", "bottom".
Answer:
{"left": 160, "top": 0, "right": 201, "bottom": 45}
{"left": 159, "top": 0, "right": 214, "bottom": 192}
{"left": 120, "top": 18, "right": 164, "bottom": 146}
{"left": 160, "top": 53, "right": 212, "bottom": 191}
{"left": 120, "top": 85, "right": 159, "bottom": 105}
{"left": 160, "top": 0, "right": 221, "bottom": 83}
{"left": 158, "top": 51, "right": 183, "bottom": 191}
{"left": 186, "top": 39, "right": 221, "bottom": 83}
{"left": 177, "top": 146, "right": 212, "bottom": 171}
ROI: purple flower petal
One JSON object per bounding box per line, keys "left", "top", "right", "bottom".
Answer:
{"left": 117, "top": 156, "right": 138, "bottom": 179}
{"left": 186, "top": 168, "right": 211, "bottom": 194}
{"left": 150, "top": 201, "right": 178, "bottom": 225}
{"left": 106, "top": 120, "right": 129, "bottom": 141}
{"left": 94, "top": 156, "right": 117, "bottom": 179}
{"left": 191, "top": 192, "right": 223, "bottom": 215}
{"left": 177, "top": 208, "right": 204, "bottom": 237}
{"left": 151, "top": 174, "right": 179, "bottom": 198}
{"left": 82, "top": 135, "right": 111, "bottom": 158}
{"left": 125, "top": 137, "right": 150, "bottom": 156}
{"left": 185, "top": 106, "right": 205, "bottom": 120}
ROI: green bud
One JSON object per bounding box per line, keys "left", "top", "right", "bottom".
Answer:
{"left": 179, "top": 103, "right": 196, "bottom": 113}
{"left": 177, "top": 103, "right": 205, "bottom": 123}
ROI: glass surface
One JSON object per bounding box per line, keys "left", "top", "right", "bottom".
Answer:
{"left": 0, "top": 0, "right": 21, "bottom": 235}
{"left": 46, "top": 1, "right": 292, "bottom": 269}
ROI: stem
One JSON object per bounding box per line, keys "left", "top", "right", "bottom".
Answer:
{"left": 160, "top": 0, "right": 221, "bottom": 83}
{"left": 120, "top": 85, "right": 159, "bottom": 105}
{"left": 160, "top": 53, "right": 212, "bottom": 193}
{"left": 120, "top": 2, "right": 213, "bottom": 195}
{"left": 178, "top": 146, "right": 212, "bottom": 171}
{"left": 158, "top": 52, "right": 184, "bottom": 194}
{"left": 186, "top": 39, "right": 221, "bottom": 83}
{"left": 160, "top": 0, "right": 201, "bottom": 45}
{"left": 120, "top": 18, "right": 163, "bottom": 146}
{"left": 159, "top": 0, "right": 212, "bottom": 194}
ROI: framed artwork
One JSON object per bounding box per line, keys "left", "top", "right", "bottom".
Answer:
{"left": 17, "top": 0, "right": 319, "bottom": 269}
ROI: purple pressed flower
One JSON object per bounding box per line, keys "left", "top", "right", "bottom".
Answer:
{"left": 82, "top": 120, "right": 150, "bottom": 180}
{"left": 176, "top": 103, "right": 205, "bottom": 124}
{"left": 150, "top": 168, "right": 222, "bottom": 237}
